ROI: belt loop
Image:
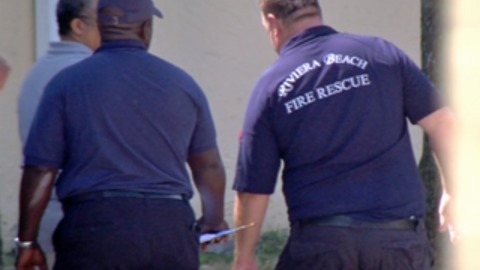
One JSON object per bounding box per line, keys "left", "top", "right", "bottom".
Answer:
{"left": 409, "top": 216, "right": 420, "bottom": 232}
{"left": 415, "top": 218, "right": 423, "bottom": 232}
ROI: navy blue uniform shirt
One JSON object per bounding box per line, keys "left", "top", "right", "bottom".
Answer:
{"left": 25, "top": 40, "right": 217, "bottom": 200}
{"left": 233, "top": 26, "right": 442, "bottom": 222}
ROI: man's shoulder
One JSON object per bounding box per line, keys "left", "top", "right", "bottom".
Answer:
{"left": 332, "top": 32, "right": 403, "bottom": 57}
{"left": 149, "top": 54, "right": 192, "bottom": 77}
{"left": 20, "top": 50, "right": 90, "bottom": 96}
{"left": 142, "top": 53, "right": 201, "bottom": 88}
{"left": 36, "top": 41, "right": 92, "bottom": 70}
{"left": 30, "top": 57, "right": 86, "bottom": 79}
{"left": 320, "top": 32, "right": 388, "bottom": 52}
{"left": 38, "top": 56, "right": 95, "bottom": 96}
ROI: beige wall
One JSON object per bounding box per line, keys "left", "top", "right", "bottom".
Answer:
{"left": 0, "top": 0, "right": 423, "bottom": 254}
{"left": 0, "top": 0, "right": 35, "bottom": 255}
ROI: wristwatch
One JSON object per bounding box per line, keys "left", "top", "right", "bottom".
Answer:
{"left": 14, "top": 237, "right": 34, "bottom": 249}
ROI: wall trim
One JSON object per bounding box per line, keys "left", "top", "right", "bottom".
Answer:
{"left": 35, "top": 0, "right": 59, "bottom": 60}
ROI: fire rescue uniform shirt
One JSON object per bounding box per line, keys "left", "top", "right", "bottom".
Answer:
{"left": 233, "top": 26, "right": 442, "bottom": 223}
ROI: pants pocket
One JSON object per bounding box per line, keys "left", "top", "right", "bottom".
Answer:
{"left": 276, "top": 240, "right": 345, "bottom": 270}
{"left": 380, "top": 241, "right": 433, "bottom": 270}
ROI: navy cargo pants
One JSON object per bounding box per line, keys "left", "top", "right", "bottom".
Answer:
{"left": 276, "top": 218, "right": 434, "bottom": 270}
{"left": 53, "top": 193, "right": 200, "bottom": 270}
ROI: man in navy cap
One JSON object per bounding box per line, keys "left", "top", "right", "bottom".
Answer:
{"left": 15, "top": 0, "right": 228, "bottom": 269}
{"left": 232, "top": 0, "right": 455, "bottom": 269}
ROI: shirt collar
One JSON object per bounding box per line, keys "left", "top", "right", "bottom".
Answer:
{"left": 280, "top": 25, "right": 338, "bottom": 56}
{"left": 47, "top": 41, "right": 93, "bottom": 55}
{"left": 95, "top": 39, "right": 147, "bottom": 53}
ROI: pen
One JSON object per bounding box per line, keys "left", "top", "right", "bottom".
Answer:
{"left": 200, "top": 222, "right": 256, "bottom": 243}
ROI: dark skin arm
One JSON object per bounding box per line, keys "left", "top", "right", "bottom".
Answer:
{"left": 188, "top": 147, "right": 229, "bottom": 236}
{"left": 16, "top": 165, "right": 57, "bottom": 270}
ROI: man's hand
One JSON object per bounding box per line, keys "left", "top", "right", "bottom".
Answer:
{"left": 197, "top": 216, "right": 229, "bottom": 250}
{"left": 15, "top": 246, "right": 48, "bottom": 270}
{"left": 438, "top": 191, "right": 459, "bottom": 244}
{"left": 197, "top": 216, "right": 229, "bottom": 234}
{"left": 188, "top": 148, "right": 228, "bottom": 250}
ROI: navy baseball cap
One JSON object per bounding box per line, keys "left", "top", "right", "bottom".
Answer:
{"left": 98, "top": 0, "right": 163, "bottom": 25}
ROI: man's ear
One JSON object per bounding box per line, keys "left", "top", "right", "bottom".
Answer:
{"left": 70, "top": 18, "right": 86, "bottom": 36}
{"left": 140, "top": 19, "right": 153, "bottom": 47}
{"left": 265, "top": 13, "right": 282, "bottom": 37}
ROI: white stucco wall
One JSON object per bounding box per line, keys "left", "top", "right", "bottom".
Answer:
{"left": 0, "top": 0, "right": 424, "bottom": 255}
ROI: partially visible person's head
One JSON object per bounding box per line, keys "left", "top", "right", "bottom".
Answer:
{"left": 56, "top": 0, "right": 101, "bottom": 50}
{"left": 97, "top": 0, "right": 163, "bottom": 48}
{"left": 0, "top": 56, "right": 10, "bottom": 90}
{"left": 259, "top": 0, "right": 322, "bottom": 53}
{"left": 260, "top": 0, "right": 321, "bottom": 21}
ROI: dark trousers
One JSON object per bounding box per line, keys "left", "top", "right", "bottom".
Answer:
{"left": 53, "top": 196, "right": 200, "bottom": 270}
{"left": 276, "top": 221, "right": 434, "bottom": 270}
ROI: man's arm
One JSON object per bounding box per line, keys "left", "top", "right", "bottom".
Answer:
{"left": 417, "top": 107, "right": 457, "bottom": 241}
{"left": 16, "top": 165, "right": 57, "bottom": 270}
{"left": 0, "top": 56, "right": 10, "bottom": 90}
{"left": 232, "top": 192, "right": 270, "bottom": 270}
{"left": 418, "top": 107, "right": 455, "bottom": 190}
{"left": 188, "top": 147, "right": 228, "bottom": 232}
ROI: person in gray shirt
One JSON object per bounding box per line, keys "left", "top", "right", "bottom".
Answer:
{"left": 16, "top": 0, "right": 100, "bottom": 267}
{"left": 18, "top": 0, "right": 100, "bottom": 144}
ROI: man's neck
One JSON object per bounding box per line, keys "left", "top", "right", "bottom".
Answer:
{"left": 284, "top": 17, "right": 323, "bottom": 43}
{"left": 276, "top": 17, "right": 323, "bottom": 53}
{"left": 60, "top": 35, "right": 81, "bottom": 43}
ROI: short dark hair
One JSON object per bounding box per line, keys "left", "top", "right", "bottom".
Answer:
{"left": 56, "top": 0, "right": 92, "bottom": 36}
{"left": 260, "top": 0, "right": 321, "bottom": 21}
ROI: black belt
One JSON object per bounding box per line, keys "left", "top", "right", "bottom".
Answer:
{"left": 296, "top": 215, "right": 419, "bottom": 230}
{"left": 63, "top": 190, "right": 184, "bottom": 206}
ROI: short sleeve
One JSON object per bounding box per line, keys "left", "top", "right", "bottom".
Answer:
{"left": 398, "top": 49, "right": 444, "bottom": 124}
{"left": 233, "top": 80, "right": 281, "bottom": 194}
{"left": 24, "top": 78, "right": 66, "bottom": 168}
{"left": 187, "top": 81, "right": 217, "bottom": 154}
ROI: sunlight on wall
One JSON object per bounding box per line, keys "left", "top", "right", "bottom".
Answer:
{"left": 447, "top": 0, "right": 480, "bottom": 269}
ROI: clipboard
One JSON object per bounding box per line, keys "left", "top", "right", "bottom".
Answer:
{"left": 199, "top": 222, "right": 255, "bottom": 244}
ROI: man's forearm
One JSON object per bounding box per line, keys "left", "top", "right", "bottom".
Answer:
{"left": 18, "top": 166, "right": 57, "bottom": 241}
{"left": 233, "top": 192, "right": 269, "bottom": 266}
{"left": 189, "top": 148, "right": 226, "bottom": 224}
{"left": 196, "top": 166, "right": 226, "bottom": 224}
